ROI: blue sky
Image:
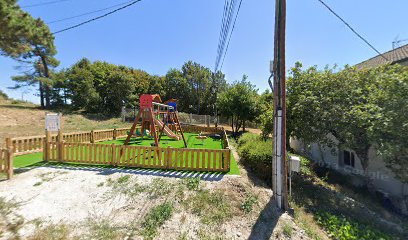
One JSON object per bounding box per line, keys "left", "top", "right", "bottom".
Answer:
{"left": 1, "top": 0, "right": 407, "bottom": 103}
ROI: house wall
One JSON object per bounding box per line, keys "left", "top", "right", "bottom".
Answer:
{"left": 290, "top": 138, "right": 408, "bottom": 197}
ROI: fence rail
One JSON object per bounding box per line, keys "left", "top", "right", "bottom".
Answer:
{"left": 9, "top": 128, "right": 131, "bottom": 156}
{"left": 2, "top": 125, "right": 231, "bottom": 179}
{"left": 46, "top": 142, "right": 230, "bottom": 172}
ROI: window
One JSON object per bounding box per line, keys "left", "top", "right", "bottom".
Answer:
{"left": 343, "top": 150, "right": 355, "bottom": 167}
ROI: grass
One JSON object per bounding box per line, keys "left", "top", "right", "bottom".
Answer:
{"left": 28, "top": 223, "right": 71, "bottom": 240}
{"left": 12, "top": 134, "right": 240, "bottom": 175}
{"left": 141, "top": 202, "right": 174, "bottom": 239}
{"left": 103, "top": 133, "right": 224, "bottom": 149}
{"left": 315, "top": 211, "right": 392, "bottom": 240}
{"left": 282, "top": 222, "right": 293, "bottom": 238}
{"left": 84, "top": 218, "right": 124, "bottom": 240}
{"left": 185, "top": 189, "right": 233, "bottom": 225}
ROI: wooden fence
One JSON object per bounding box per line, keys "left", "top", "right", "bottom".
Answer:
{"left": 4, "top": 125, "right": 231, "bottom": 176}
{"left": 0, "top": 145, "right": 13, "bottom": 179}
{"left": 45, "top": 142, "right": 231, "bottom": 172}
{"left": 8, "top": 128, "right": 130, "bottom": 156}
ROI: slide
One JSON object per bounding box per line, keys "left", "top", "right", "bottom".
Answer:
{"left": 154, "top": 118, "right": 181, "bottom": 140}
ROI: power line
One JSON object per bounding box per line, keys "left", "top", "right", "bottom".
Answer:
{"left": 219, "top": 0, "right": 243, "bottom": 70}
{"left": 52, "top": 0, "right": 142, "bottom": 35}
{"left": 21, "top": 0, "right": 71, "bottom": 8}
{"left": 214, "top": 0, "right": 237, "bottom": 72}
{"left": 47, "top": 0, "right": 134, "bottom": 24}
{"left": 317, "top": 0, "right": 389, "bottom": 61}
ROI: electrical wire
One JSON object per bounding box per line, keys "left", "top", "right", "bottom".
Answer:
{"left": 219, "top": 0, "right": 243, "bottom": 71}
{"left": 214, "top": 0, "right": 237, "bottom": 72}
{"left": 52, "top": 0, "right": 142, "bottom": 35}
{"left": 47, "top": 0, "right": 134, "bottom": 24}
{"left": 317, "top": 0, "right": 389, "bottom": 61}
{"left": 21, "top": 0, "right": 71, "bottom": 8}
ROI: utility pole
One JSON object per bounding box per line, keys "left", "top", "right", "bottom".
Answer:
{"left": 272, "top": 0, "right": 289, "bottom": 210}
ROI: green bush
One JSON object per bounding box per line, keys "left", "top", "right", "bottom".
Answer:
{"left": 237, "top": 133, "right": 272, "bottom": 164}
{"left": 315, "top": 211, "right": 392, "bottom": 240}
{"left": 237, "top": 132, "right": 261, "bottom": 147}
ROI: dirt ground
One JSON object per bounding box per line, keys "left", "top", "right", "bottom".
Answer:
{"left": 0, "top": 100, "right": 129, "bottom": 146}
{"left": 0, "top": 147, "right": 309, "bottom": 240}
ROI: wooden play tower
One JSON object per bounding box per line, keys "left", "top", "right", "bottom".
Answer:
{"left": 124, "top": 94, "right": 187, "bottom": 147}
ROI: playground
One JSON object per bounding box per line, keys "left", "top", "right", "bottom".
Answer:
{"left": 2, "top": 94, "right": 240, "bottom": 176}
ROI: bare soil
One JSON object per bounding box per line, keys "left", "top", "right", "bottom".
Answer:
{"left": 0, "top": 100, "right": 129, "bottom": 146}
{"left": 0, "top": 147, "right": 310, "bottom": 240}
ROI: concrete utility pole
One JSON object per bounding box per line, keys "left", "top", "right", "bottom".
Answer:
{"left": 272, "top": 0, "right": 289, "bottom": 210}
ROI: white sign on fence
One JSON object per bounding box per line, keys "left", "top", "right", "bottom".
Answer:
{"left": 45, "top": 113, "right": 61, "bottom": 132}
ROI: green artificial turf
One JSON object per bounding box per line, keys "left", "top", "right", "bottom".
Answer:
{"left": 14, "top": 152, "right": 43, "bottom": 168}
{"left": 101, "top": 133, "right": 223, "bottom": 149}
{"left": 12, "top": 133, "right": 240, "bottom": 175}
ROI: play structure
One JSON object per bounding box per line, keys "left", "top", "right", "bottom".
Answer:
{"left": 124, "top": 94, "right": 187, "bottom": 147}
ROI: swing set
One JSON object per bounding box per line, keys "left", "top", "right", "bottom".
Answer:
{"left": 124, "top": 94, "right": 187, "bottom": 148}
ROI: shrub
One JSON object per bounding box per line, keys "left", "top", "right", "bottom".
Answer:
{"left": 237, "top": 133, "right": 272, "bottom": 164}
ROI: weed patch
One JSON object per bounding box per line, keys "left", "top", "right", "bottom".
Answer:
{"left": 315, "top": 211, "right": 393, "bottom": 240}
{"left": 147, "top": 178, "right": 172, "bottom": 198}
{"left": 282, "top": 222, "right": 293, "bottom": 237}
{"left": 241, "top": 192, "right": 258, "bottom": 214}
{"left": 186, "top": 189, "right": 232, "bottom": 225}
{"left": 141, "top": 202, "right": 174, "bottom": 239}
{"left": 84, "top": 218, "right": 124, "bottom": 240}
{"left": 105, "top": 176, "right": 147, "bottom": 199}
{"left": 183, "top": 177, "right": 201, "bottom": 191}
{"left": 28, "top": 223, "right": 71, "bottom": 240}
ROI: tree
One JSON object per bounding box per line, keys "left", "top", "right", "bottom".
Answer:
{"left": 164, "top": 62, "right": 227, "bottom": 114}
{"left": 0, "top": 90, "right": 8, "bottom": 100}
{"left": 369, "top": 65, "right": 408, "bottom": 182}
{"left": 287, "top": 62, "right": 408, "bottom": 183}
{"left": 217, "top": 75, "right": 259, "bottom": 135}
{"left": 1, "top": 0, "right": 58, "bottom": 108}
{"left": 258, "top": 90, "right": 273, "bottom": 139}
{"left": 287, "top": 63, "right": 377, "bottom": 171}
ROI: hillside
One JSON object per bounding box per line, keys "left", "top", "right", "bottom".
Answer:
{"left": 0, "top": 99, "right": 130, "bottom": 146}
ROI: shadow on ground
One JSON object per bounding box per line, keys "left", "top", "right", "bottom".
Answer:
{"left": 15, "top": 162, "right": 227, "bottom": 182}
{"left": 248, "top": 197, "right": 281, "bottom": 240}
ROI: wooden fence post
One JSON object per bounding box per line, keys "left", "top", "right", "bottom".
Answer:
{"left": 113, "top": 129, "right": 117, "bottom": 140}
{"left": 111, "top": 144, "right": 116, "bottom": 166}
{"left": 43, "top": 130, "right": 51, "bottom": 162}
{"left": 164, "top": 146, "right": 173, "bottom": 170}
{"left": 58, "top": 130, "right": 63, "bottom": 162}
{"left": 225, "top": 149, "right": 231, "bottom": 172}
{"left": 5, "top": 138, "right": 13, "bottom": 179}
{"left": 90, "top": 130, "right": 95, "bottom": 143}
